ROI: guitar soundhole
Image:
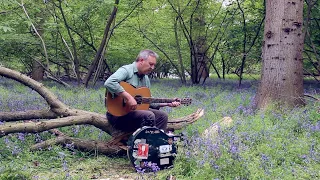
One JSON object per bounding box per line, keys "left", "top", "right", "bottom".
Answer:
{"left": 135, "top": 95, "right": 143, "bottom": 104}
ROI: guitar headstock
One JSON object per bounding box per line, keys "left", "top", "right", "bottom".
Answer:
{"left": 180, "top": 98, "right": 192, "bottom": 106}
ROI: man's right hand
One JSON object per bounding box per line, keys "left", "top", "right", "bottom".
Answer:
{"left": 119, "top": 91, "right": 137, "bottom": 111}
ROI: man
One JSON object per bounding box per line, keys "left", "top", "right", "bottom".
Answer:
{"left": 104, "top": 49, "right": 180, "bottom": 133}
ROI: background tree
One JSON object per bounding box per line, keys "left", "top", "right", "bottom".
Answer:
{"left": 255, "top": 0, "right": 305, "bottom": 109}
{"left": 235, "top": 0, "right": 265, "bottom": 86}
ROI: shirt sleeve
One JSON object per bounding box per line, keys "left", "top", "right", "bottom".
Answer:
{"left": 104, "top": 67, "right": 129, "bottom": 95}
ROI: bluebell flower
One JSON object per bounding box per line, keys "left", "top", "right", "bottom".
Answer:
{"left": 58, "top": 152, "right": 66, "bottom": 158}
{"left": 65, "top": 143, "right": 74, "bottom": 149}
{"left": 17, "top": 133, "right": 25, "bottom": 141}
{"left": 11, "top": 146, "right": 21, "bottom": 155}
{"left": 63, "top": 160, "right": 68, "bottom": 171}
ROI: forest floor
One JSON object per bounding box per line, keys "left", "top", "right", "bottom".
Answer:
{"left": 32, "top": 156, "right": 142, "bottom": 179}
{"left": 1, "top": 78, "right": 319, "bottom": 180}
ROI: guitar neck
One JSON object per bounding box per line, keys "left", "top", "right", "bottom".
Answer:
{"left": 139, "top": 97, "right": 177, "bottom": 104}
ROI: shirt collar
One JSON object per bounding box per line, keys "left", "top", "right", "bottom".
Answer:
{"left": 133, "top": 62, "right": 145, "bottom": 79}
{"left": 132, "top": 62, "right": 138, "bottom": 74}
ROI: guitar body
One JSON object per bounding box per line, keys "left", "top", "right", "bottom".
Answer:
{"left": 106, "top": 82, "right": 151, "bottom": 116}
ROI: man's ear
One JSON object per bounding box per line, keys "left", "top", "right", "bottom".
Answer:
{"left": 138, "top": 58, "right": 144, "bottom": 63}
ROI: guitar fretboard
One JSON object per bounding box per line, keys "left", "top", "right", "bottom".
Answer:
{"left": 136, "top": 97, "right": 177, "bottom": 104}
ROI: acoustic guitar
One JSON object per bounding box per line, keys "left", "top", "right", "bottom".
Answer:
{"left": 105, "top": 81, "right": 192, "bottom": 116}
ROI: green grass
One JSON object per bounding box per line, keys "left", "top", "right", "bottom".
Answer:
{"left": 0, "top": 78, "right": 319, "bottom": 179}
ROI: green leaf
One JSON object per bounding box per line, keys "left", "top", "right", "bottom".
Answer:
{"left": 0, "top": 25, "right": 15, "bottom": 32}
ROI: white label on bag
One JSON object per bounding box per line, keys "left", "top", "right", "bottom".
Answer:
{"left": 159, "top": 145, "right": 171, "bottom": 153}
{"left": 160, "top": 158, "right": 169, "bottom": 165}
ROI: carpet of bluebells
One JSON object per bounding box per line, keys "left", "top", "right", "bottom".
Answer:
{"left": 0, "top": 77, "right": 319, "bottom": 179}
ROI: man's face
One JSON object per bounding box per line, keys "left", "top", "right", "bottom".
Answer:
{"left": 138, "top": 55, "right": 156, "bottom": 75}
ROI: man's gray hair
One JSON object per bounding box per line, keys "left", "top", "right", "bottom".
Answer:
{"left": 136, "top": 49, "right": 159, "bottom": 62}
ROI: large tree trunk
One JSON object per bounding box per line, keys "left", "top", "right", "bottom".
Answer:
{"left": 168, "top": 0, "right": 208, "bottom": 85}
{"left": 193, "top": 1, "right": 209, "bottom": 84}
{"left": 255, "top": 0, "right": 305, "bottom": 109}
{"left": 0, "top": 66, "right": 203, "bottom": 155}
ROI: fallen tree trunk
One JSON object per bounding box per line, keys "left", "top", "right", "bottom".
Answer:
{"left": 0, "top": 66, "right": 204, "bottom": 155}
{"left": 30, "top": 135, "right": 128, "bottom": 155}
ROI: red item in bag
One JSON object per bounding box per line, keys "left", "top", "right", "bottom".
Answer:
{"left": 137, "top": 143, "right": 149, "bottom": 159}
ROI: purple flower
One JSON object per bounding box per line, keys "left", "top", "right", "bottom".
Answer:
{"left": 230, "top": 145, "right": 238, "bottom": 154}
{"left": 310, "top": 121, "right": 320, "bottom": 131}
{"left": 135, "top": 164, "right": 146, "bottom": 174}
{"left": 135, "top": 161, "right": 160, "bottom": 174}
{"left": 17, "top": 133, "right": 25, "bottom": 141}
{"left": 148, "top": 162, "right": 160, "bottom": 172}
{"left": 72, "top": 126, "right": 79, "bottom": 135}
{"left": 98, "top": 130, "right": 104, "bottom": 140}
{"left": 35, "top": 133, "right": 42, "bottom": 143}
{"left": 11, "top": 146, "right": 21, "bottom": 155}
{"left": 4, "top": 137, "right": 10, "bottom": 145}
{"left": 198, "top": 159, "right": 205, "bottom": 166}
{"left": 58, "top": 152, "right": 66, "bottom": 158}
{"left": 65, "top": 143, "right": 74, "bottom": 150}
{"left": 63, "top": 160, "right": 68, "bottom": 171}
{"left": 300, "top": 154, "right": 307, "bottom": 159}
{"left": 261, "top": 154, "right": 269, "bottom": 162}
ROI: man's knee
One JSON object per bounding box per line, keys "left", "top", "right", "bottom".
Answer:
{"left": 141, "top": 111, "right": 156, "bottom": 126}
{"left": 158, "top": 110, "right": 168, "bottom": 121}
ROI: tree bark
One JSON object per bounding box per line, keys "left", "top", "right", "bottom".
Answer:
{"left": 255, "top": 0, "right": 305, "bottom": 109}
{"left": 0, "top": 66, "right": 203, "bottom": 155}
{"left": 31, "top": 59, "right": 44, "bottom": 81}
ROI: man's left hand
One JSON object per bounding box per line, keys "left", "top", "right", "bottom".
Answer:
{"left": 168, "top": 101, "right": 181, "bottom": 107}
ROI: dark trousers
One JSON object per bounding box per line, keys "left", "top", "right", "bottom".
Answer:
{"left": 107, "top": 109, "right": 168, "bottom": 132}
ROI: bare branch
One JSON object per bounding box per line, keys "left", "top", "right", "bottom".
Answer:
{"left": 16, "top": 1, "right": 50, "bottom": 69}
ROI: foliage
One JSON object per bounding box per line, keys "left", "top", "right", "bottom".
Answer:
{"left": 0, "top": 77, "right": 319, "bottom": 179}
{"left": 303, "top": 1, "right": 320, "bottom": 77}
{"left": 0, "top": 0, "right": 318, "bottom": 83}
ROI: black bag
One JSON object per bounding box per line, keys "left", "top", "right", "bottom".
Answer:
{"left": 127, "top": 126, "right": 179, "bottom": 172}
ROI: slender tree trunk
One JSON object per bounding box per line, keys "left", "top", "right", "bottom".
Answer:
{"left": 19, "top": 2, "right": 48, "bottom": 81}
{"left": 255, "top": 0, "right": 305, "bottom": 109}
{"left": 57, "top": 0, "right": 81, "bottom": 85}
{"left": 174, "top": 17, "right": 186, "bottom": 84}
{"left": 83, "top": 0, "right": 119, "bottom": 88}
{"left": 221, "top": 52, "right": 226, "bottom": 79}
{"left": 236, "top": 0, "right": 247, "bottom": 87}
